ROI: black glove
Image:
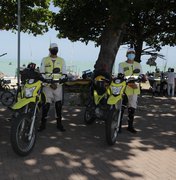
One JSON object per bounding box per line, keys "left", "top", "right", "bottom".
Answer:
{"left": 44, "top": 79, "right": 53, "bottom": 84}
{"left": 50, "top": 83, "right": 57, "bottom": 90}
{"left": 60, "top": 75, "right": 68, "bottom": 84}
{"left": 117, "top": 73, "right": 125, "bottom": 79}
{"left": 138, "top": 74, "right": 147, "bottom": 82}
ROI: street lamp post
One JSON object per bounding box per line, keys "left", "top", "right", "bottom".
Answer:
{"left": 17, "top": 0, "right": 21, "bottom": 85}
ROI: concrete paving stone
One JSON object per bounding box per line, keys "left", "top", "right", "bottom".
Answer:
{"left": 0, "top": 95, "right": 176, "bottom": 180}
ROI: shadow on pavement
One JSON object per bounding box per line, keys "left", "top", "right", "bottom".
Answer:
{"left": 0, "top": 95, "right": 175, "bottom": 179}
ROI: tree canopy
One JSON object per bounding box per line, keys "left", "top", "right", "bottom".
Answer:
{"left": 1, "top": 0, "right": 176, "bottom": 72}
{"left": 52, "top": 0, "right": 129, "bottom": 44}
{"left": 123, "top": 0, "right": 176, "bottom": 62}
{"left": 51, "top": 0, "right": 176, "bottom": 72}
{"left": 0, "top": 0, "right": 52, "bottom": 35}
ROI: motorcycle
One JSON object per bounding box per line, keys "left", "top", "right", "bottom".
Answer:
{"left": 84, "top": 69, "right": 141, "bottom": 145}
{"left": 84, "top": 74, "right": 110, "bottom": 123}
{"left": 10, "top": 65, "right": 67, "bottom": 156}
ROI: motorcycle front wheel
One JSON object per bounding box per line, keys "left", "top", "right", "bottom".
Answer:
{"left": 105, "top": 108, "right": 120, "bottom": 145}
{"left": 10, "top": 114, "right": 36, "bottom": 156}
{"left": 84, "top": 101, "right": 95, "bottom": 124}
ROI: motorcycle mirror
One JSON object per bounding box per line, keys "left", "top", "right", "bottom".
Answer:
{"left": 53, "top": 68, "right": 60, "bottom": 73}
{"left": 133, "top": 69, "right": 140, "bottom": 74}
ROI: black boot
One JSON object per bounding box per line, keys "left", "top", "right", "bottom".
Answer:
{"left": 38, "top": 103, "right": 50, "bottom": 132}
{"left": 55, "top": 101, "right": 66, "bottom": 132}
{"left": 127, "top": 107, "right": 137, "bottom": 134}
{"left": 56, "top": 118, "right": 66, "bottom": 132}
{"left": 127, "top": 120, "right": 137, "bottom": 133}
{"left": 38, "top": 119, "right": 46, "bottom": 132}
{"left": 119, "top": 96, "right": 128, "bottom": 133}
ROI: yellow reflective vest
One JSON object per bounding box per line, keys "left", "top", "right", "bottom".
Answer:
{"left": 119, "top": 61, "right": 141, "bottom": 96}
{"left": 43, "top": 56, "right": 64, "bottom": 80}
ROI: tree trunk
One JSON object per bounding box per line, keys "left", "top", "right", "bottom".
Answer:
{"left": 135, "top": 38, "right": 143, "bottom": 63}
{"left": 94, "top": 24, "right": 126, "bottom": 74}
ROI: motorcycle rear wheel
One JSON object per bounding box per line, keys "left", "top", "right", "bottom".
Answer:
{"left": 106, "top": 108, "right": 120, "bottom": 145}
{"left": 84, "top": 101, "right": 95, "bottom": 124}
{"left": 1, "top": 91, "right": 15, "bottom": 106}
{"left": 11, "top": 114, "right": 36, "bottom": 156}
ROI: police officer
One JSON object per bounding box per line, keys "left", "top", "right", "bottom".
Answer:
{"left": 118, "top": 47, "right": 144, "bottom": 133}
{"left": 38, "top": 43, "right": 67, "bottom": 132}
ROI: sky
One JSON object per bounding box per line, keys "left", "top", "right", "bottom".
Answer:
{"left": 0, "top": 29, "right": 176, "bottom": 76}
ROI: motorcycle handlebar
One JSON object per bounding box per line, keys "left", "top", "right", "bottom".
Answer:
{"left": 126, "top": 76, "right": 145, "bottom": 84}
{"left": 101, "top": 78, "right": 111, "bottom": 83}
{"left": 117, "top": 73, "right": 145, "bottom": 83}
{"left": 42, "top": 74, "right": 68, "bottom": 84}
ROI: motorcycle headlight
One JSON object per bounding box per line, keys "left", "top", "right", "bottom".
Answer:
{"left": 28, "top": 79, "right": 35, "bottom": 84}
{"left": 111, "top": 86, "right": 122, "bottom": 95}
{"left": 25, "top": 87, "right": 36, "bottom": 98}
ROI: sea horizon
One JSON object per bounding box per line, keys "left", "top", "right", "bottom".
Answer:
{"left": 0, "top": 58, "right": 175, "bottom": 78}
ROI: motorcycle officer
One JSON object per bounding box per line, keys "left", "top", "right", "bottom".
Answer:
{"left": 38, "top": 43, "right": 67, "bottom": 132}
{"left": 118, "top": 47, "right": 145, "bottom": 133}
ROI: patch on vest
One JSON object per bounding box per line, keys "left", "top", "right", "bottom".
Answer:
{"left": 45, "top": 63, "right": 51, "bottom": 67}
{"left": 55, "top": 62, "right": 61, "bottom": 65}
{"left": 123, "top": 67, "right": 129, "bottom": 71}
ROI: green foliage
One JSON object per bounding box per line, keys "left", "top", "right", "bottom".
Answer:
{"left": 52, "top": 0, "right": 142, "bottom": 45}
{"left": 123, "top": 0, "right": 176, "bottom": 50}
{"left": 0, "top": 0, "right": 51, "bottom": 35}
{"left": 52, "top": 0, "right": 110, "bottom": 44}
{"left": 51, "top": 0, "right": 176, "bottom": 51}
{"left": 1, "top": 0, "right": 176, "bottom": 68}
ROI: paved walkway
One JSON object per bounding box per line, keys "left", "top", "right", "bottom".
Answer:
{"left": 0, "top": 95, "right": 176, "bottom": 180}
